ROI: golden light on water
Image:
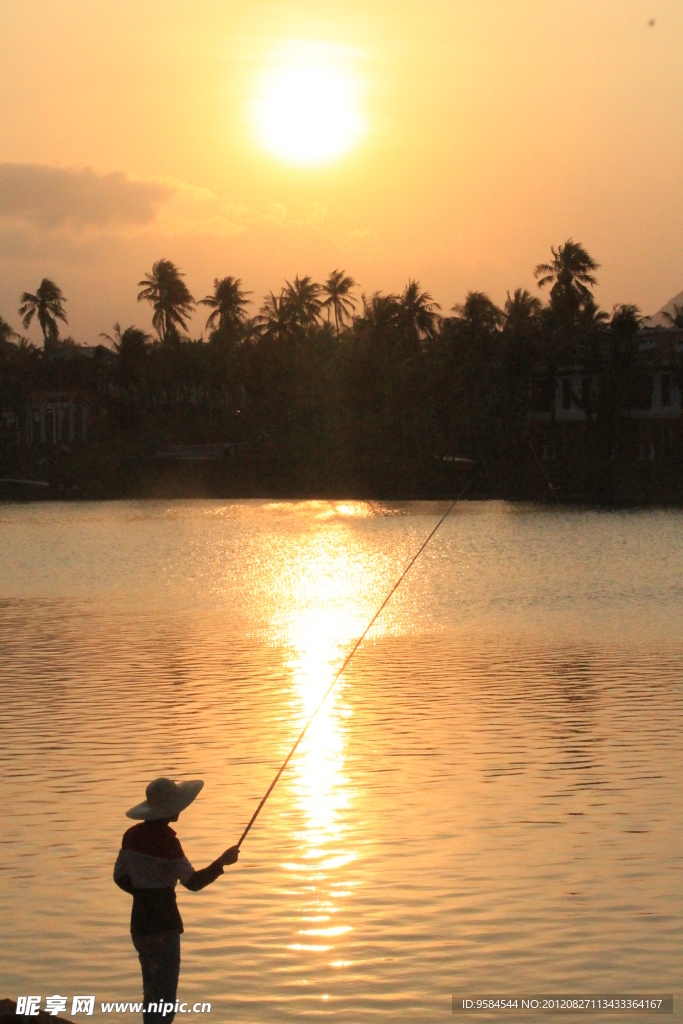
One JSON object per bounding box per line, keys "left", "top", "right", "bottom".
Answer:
{"left": 4, "top": 502, "right": 682, "bottom": 1014}
{"left": 252, "top": 42, "right": 367, "bottom": 167}
{"left": 280, "top": 535, "right": 364, "bottom": 959}
{"left": 284, "top": 631, "right": 355, "bottom": 954}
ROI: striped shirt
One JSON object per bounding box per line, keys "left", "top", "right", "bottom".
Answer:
{"left": 114, "top": 821, "right": 223, "bottom": 936}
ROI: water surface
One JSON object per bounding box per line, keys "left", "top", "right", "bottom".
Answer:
{"left": 0, "top": 500, "right": 681, "bottom": 1022}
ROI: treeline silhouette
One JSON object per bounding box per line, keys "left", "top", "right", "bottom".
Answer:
{"left": 1, "top": 241, "right": 679, "bottom": 500}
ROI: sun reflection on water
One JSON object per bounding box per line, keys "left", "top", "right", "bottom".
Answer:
{"left": 280, "top": 538, "right": 362, "bottom": 963}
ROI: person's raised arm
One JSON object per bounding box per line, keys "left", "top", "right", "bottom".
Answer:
{"left": 182, "top": 846, "right": 239, "bottom": 892}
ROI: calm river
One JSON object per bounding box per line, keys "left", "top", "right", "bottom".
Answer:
{"left": 0, "top": 500, "right": 681, "bottom": 1022}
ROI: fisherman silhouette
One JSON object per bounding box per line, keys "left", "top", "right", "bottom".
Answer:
{"left": 114, "top": 778, "right": 239, "bottom": 1024}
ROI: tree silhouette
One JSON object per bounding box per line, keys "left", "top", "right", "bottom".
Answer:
{"left": 101, "top": 322, "right": 152, "bottom": 359}
{"left": 610, "top": 304, "right": 642, "bottom": 335}
{"left": 503, "top": 289, "right": 542, "bottom": 331}
{"left": 452, "top": 291, "right": 503, "bottom": 334}
{"left": 6, "top": 249, "right": 675, "bottom": 502}
{"left": 399, "top": 280, "right": 441, "bottom": 348}
{"left": 100, "top": 323, "right": 152, "bottom": 426}
{"left": 501, "top": 290, "right": 543, "bottom": 427}
{"left": 15, "top": 336, "right": 36, "bottom": 354}
{"left": 503, "top": 289, "right": 542, "bottom": 386}
{"left": 534, "top": 240, "right": 599, "bottom": 319}
{"left": 199, "top": 277, "right": 252, "bottom": 339}
{"left": 577, "top": 298, "right": 610, "bottom": 331}
{"left": 19, "top": 278, "right": 68, "bottom": 351}
{"left": 443, "top": 292, "right": 505, "bottom": 457}
{"left": 137, "top": 259, "right": 194, "bottom": 343}
{"left": 359, "top": 291, "right": 401, "bottom": 332}
{"left": 282, "top": 275, "right": 322, "bottom": 329}
{"left": 0, "top": 314, "right": 18, "bottom": 347}
{"left": 255, "top": 291, "right": 297, "bottom": 342}
{"left": 321, "top": 269, "right": 357, "bottom": 337}
{"left": 584, "top": 303, "right": 642, "bottom": 456}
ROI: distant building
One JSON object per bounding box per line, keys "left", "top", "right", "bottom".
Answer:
{"left": 0, "top": 342, "right": 116, "bottom": 446}
{"left": 49, "top": 342, "right": 117, "bottom": 365}
{"left": 530, "top": 327, "right": 683, "bottom": 461}
{"left": 24, "top": 391, "right": 89, "bottom": 445}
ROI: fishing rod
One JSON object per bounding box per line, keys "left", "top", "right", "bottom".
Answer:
{"left": 236, "top": 478, "right": 473, "bottom": 849}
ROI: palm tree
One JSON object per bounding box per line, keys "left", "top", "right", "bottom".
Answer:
{"left": 609, "top": 303, "right": 642, "bottom": 343}
{"left": 399, "top": 280, "right": 441, "bottom": 346}
{"left": 321, "top": 269, "right": 357, "bottom": 336}
{"left": 254, "top": 291, "right": 297, "bottom": 342}
{"left": 137, "top": 259, "right": 194, "bottom": 343}
{"left": 198, "top": 276, "right": 252, "bottom": 338}
{"left": 359, "top": 291, "right": 401, "bottom": 330}
{"left": 19, "top": 278, "right": 68, "bottom": 351}
{"left": 589, "top": 304, "right": 642, "bottom": 454}
{"left": 282, "top": 275, "right": 322, "bottom": 329}
{"left": 451, "top": 291, "right": 503, "bottom": 333}
{"left": 15, "top": 336, "right": 36, "bottom": 354}
{"left": 503, "top": 289, "right": 542, "bottom": 331}
{"left": 534, "top": 239, "right": 600, "bottom": 317}
{"left": 662, "top": 303, "right": 683, "bottom": 328}
{"left": 100, "top": 323, "right": 152, "bottom": 427}
{"left": 501, "top": 291, "right": 543, "bottom": 412}
{"left": 101, "top": 322, "right": 152, "bottom": 359}
{"left": 577, "top": 298, "right": 610, "bottom": 331}
{"left": 0, "top": 315, "right": 18, "bottom": 348}
{"left": 503, "top": 289, "right": 543, "bottom": 382}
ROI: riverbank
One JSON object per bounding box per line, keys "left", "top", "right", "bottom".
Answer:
{"left": 1, "top": 435, "right": 683, "bottom": 504}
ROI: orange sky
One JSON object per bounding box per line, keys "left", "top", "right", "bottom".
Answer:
{"left": 0, "top": 0, "right": 681, "bottom": 342}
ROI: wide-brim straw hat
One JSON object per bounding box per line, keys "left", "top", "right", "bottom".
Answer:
{"left": 126, "top": 777, "right": 204, "bottom": 820}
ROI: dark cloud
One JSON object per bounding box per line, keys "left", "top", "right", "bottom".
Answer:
{"left": 0, "top": 163, "right": 174, "bottom": 231}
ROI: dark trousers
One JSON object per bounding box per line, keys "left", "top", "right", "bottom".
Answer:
{"left": 132, "top": 929, "right": 181, "bottom": 1024}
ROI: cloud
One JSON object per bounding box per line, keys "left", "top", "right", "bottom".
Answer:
{"left": 157, "top": 191, "right": 375, "bottom": 252}
{"left": 340, "top": 227, "right": 377, "bottom": 252}
{"left": 0, "top": 163, "right": 174, "bottom": 232}
{"left": 156, "top": 187, "right": 331, "bottom": 238}
{"left": 0, "top": 163, "right": 376, "bottom": 273}
{"left": 0, "top": 164, "right": 336, "bottom": 239}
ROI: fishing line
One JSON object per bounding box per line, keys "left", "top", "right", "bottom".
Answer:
{"left": 236, "top": 479, "right": 473, "bottom": 849}
{"left": 529, "top": 440, "right": 559, "bottom": 503}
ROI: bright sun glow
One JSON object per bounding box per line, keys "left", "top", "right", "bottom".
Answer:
{"left": 253, "top": 42, "right": 366, "bottom": 167}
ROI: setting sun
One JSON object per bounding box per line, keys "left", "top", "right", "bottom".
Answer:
{"left": 252, "top": 42, "right": 366, "bottom": 167}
